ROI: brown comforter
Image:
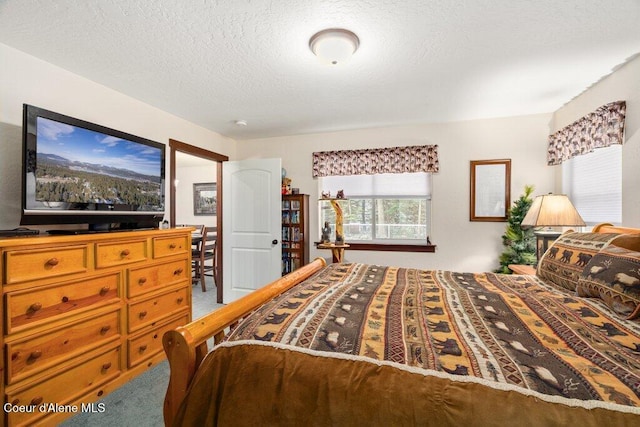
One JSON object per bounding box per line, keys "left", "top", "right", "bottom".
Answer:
{"left": 175, "top": 263, "right": 640, "bottom": 426}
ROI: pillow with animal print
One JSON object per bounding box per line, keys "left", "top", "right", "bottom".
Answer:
{"left": 576, "top": 244, "right": 640, "bottom": 320}
{"left": 536, "top": 232, "right": 621, "bottom": 292}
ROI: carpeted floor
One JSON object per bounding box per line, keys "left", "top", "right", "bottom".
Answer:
{"left": 60, "top": 278, "right": 223, "bottom": 427}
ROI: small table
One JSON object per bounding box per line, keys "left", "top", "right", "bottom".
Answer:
{"left": 317, "top": 243, "right": 350, "bottom": 263}
{"left": 191, "top": 233, "right": 203, "bottom": 246}
{"left": 508, "top": 264, "right": 536, "bottom": 275}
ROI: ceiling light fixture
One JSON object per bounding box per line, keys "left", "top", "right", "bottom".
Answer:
{"left": 234, "top": 120, "right": 247, "bottom": 126}
{"left": 309, "top": 28, "right": 359, "bottom": 65}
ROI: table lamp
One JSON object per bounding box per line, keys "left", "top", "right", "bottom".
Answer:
{"left": 521, "top": 193, "right": 586, "bottom": 262}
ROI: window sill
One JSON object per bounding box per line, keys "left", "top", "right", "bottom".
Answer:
{"left": 315, "top": 242, "right": 436, "bottom": 253}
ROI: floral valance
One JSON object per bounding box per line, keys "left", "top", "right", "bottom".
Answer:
{"left": 312, "top": 145, "right": 439, "bottom": 177}
{"left": 547, "top": 100, "right": 626, "bottom": 166}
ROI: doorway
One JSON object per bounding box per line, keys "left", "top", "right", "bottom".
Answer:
{"left": 169, "top": 139, "right": 228, "bottom": 303}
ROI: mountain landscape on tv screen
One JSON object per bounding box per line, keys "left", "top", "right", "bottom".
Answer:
{"left": 35, "top": 153, "right": 163, "bottom": 208}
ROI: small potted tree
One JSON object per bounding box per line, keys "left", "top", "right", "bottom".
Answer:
{"left": 495, "top": 185, "right": 537, "bottom": 273}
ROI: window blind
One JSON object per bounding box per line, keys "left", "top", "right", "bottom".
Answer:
{"left": 321, "top": 172, "right": 431, "bottom": 197}
{"left": 562, "top": 144, "right": 621, "bottom": 224}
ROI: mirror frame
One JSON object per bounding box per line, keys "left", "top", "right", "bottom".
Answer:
{"left": 469, "top": 159, "right": 511, "bottom": 222}
{"left": 169, "top": 138, "right": 228, "bottom": 302}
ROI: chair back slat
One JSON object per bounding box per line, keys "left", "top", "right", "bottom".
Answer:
{"left": 192, "top": 226, "right": 217, "bottom": 292}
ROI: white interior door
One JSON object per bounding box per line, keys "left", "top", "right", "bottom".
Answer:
{"left": 222, "top": 158, "right": 281, "bottom": 303}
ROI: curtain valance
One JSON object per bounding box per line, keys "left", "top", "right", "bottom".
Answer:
{"left": 547, "top": 100, "right": 626, "bottom": 166}
{"left": 312, "top": 145, "right": 439, "bottom": 178}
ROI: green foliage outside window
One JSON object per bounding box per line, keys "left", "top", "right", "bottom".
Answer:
{"left": 321, "top": 197, "right": 428, "bottom": 241}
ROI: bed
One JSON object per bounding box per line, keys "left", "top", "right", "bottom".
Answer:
{"left": 163, "top": 223, "right": 640, "bottom": 426}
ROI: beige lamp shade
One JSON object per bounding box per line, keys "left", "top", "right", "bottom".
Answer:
{"left": 521, "top": 194, "right": 586, "bottom": 227}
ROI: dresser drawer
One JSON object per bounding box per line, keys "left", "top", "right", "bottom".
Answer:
{"left": 6, "top": 345, "right": 121, "bottom": 426}
{"left": 95, "top": 239, "right": 148, "bottom": 268}
{"left": 153, "top": 235, "right": 189, "bottom": 259}
{"left": 127, "top": 287, "right": 189, "bottom": 333}
{"left": 5, "top": 272, "right": 121, "bottom": 333}
{"left": 4, "top": 245, "right": 89, "bottom": 285}
{"left": 6, "top": 309, "right": 121, "bottom": 384}
{"left": 127, "top": 259, "right": 189, "bottom": 298}
{"left": 127, "top": 311, "right": 189, "bottom": 367}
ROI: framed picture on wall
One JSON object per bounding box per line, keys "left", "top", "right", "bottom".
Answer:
{"left": 193, "top": 182, "right": 216, "bottom": 215}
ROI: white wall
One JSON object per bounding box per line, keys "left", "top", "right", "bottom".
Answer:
{"left": 550, "top": 54, "right": 640, "bottom": 227}
{"left": 0, "top": 121, "right": 22, "bottom": 229}
{"left": 237, "top": 113, "right": 554, "bottom": 272}
{"left": 0, "top": 43, "right": 236, "bottom": 230}
{"left": 175, "top": 164, "right": 218, "bottom": 227}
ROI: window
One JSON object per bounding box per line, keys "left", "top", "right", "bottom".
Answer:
{"left": 320, "top": 173, "right": 431, "bottom": 244}
{"left": 562, "top": 144, "right": 622, "bottom": 224}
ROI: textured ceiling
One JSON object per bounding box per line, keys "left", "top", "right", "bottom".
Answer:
{"left": 1, "top": 0, "right": 639, "bottom": 140}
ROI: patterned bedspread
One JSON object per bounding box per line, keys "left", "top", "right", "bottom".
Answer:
{"left": 227, "top": 262, "right": 640, "bottom": 407}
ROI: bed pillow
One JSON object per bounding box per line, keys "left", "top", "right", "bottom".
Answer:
{"left": 576, "top": 244, "right": 640, "bottom": 320}
{"left": 536, "top": 232, "right": 621, "bottom": 292}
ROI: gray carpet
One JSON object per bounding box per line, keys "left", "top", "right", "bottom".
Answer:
{"left": 61, "top": 277, "right": 223, "bottom": 427}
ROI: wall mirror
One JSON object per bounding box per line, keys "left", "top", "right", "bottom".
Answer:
{"left": 470, "top": 159, "right": 511, "bottom": 222}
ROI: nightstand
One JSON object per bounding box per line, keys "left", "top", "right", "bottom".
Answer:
{"left": 508, "top": 264, "right": 536, "bottom": 275}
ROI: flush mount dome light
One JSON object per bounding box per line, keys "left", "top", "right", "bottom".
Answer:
{"left": 309, "top": 28, "right": 359, "bottom": 65}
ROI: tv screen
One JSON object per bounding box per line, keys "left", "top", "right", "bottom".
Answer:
{"left": 22, "top": 104, "right": 166, "bottom": 230}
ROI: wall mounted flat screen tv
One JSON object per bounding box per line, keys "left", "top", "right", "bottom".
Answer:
{"left": 21, "top": 104, "right": 166, "bottom": 231}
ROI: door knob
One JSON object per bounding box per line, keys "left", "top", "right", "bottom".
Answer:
{"left": 272, "top": 239, "right": 278, "bottom": 245}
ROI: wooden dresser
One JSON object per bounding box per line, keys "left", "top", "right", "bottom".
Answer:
{"left": 0, "top": 228, "right": 192, "bottom": 426}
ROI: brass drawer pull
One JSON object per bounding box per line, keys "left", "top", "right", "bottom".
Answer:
{"left": 139, "top": 345, "right": 147, "bottom": 353}
{"left": 30, "top": 396, "right": 43, "bottom": 406}
{"left": 99, "top": 286, "right": 110, "bottom": 296}
{"left": 139, "top": 311, "right": 147, "bottom": 319}
{"left": 102, "top": 362, "right": 112, "bottom": 371}
{"left": 174, "top": 268, "right": 183, "bottom": 275}
{"left": 100, "top": 325, "right": 111, "bottom": 335}
{"left": 138, "top": 277, "right": 147, "bottom": 285}
{"left": 28, "top": 302, "right": 43, "bottom": 313}
{"left": 177, "top": 297, "right": 184, "bottom": 304}
{"left": 169, "top": 243, "right": 177, "bottom": 249}
{"left": 120, "top": 249, "right": 131, "bottom": 257}
{"left": 46, "top": 258, "right": 59, "bottom": 267}
{"left": 29, "top": 350, "right": 42, "bottom": 361}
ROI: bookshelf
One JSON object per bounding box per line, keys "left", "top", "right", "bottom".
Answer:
{"left": 281, "top": 194, "right": 309, "bottom": 275}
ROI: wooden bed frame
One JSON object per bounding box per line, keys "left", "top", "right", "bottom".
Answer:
{"left": 163, "top": 257, "right": 327, "bottom": 424}
{"left": 162, "top": 223, "right": 640, "bottom": 425}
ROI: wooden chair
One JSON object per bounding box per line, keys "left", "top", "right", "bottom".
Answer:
{"left": 182, "top": 225, "right": 204, "bottom": 289}
{"left": 193, "top": 226, "right": 217, "bottom": 292}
